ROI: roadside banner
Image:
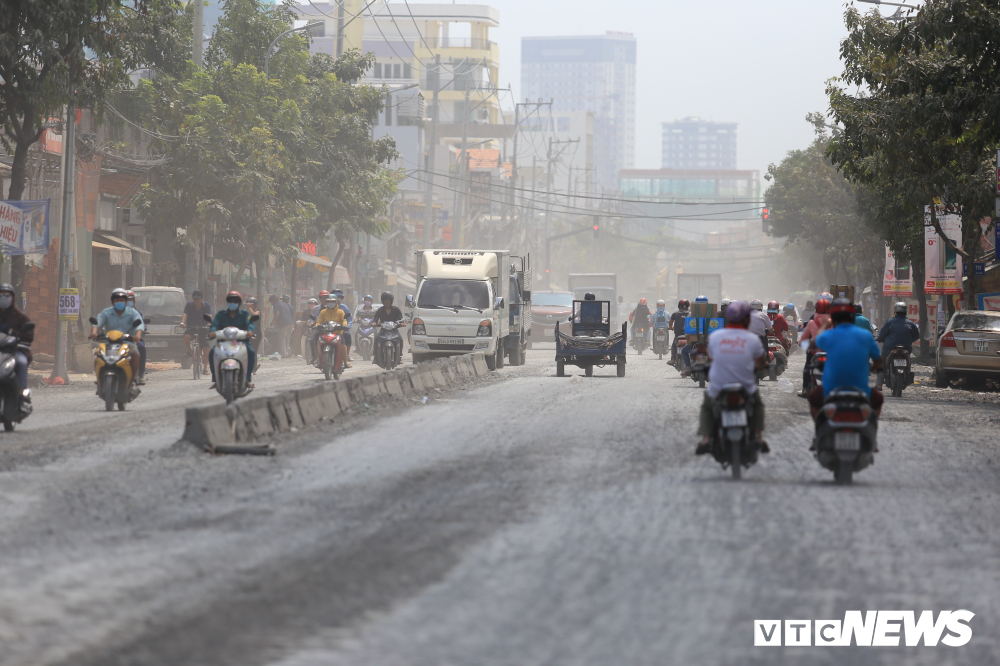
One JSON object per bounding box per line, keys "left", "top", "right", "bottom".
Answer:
{"left": 0, "top": 199, "right": 50, "bottom": 255}
{"left": 924, "top": 205, "right": 963, "bottom": 295}
{"left": 978, "top": 292, "right": 1000, "bottom": 311}
{"left": 882, "top": 245, "right": 912, "bottom": 297}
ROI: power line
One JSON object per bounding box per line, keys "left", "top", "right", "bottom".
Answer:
{"left": 105, "top": 103, "right": 181, "bottom": 141}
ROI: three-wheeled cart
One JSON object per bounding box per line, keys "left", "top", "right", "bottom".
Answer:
{"left": 554, "top": 299, "right": 627, "bottom": 377}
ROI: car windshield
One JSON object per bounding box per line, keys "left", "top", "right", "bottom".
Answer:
{"left": 134, "top": 290, "right": 185, "bottom": 317}
{"left": 532, "top": 293, "right": 573, "bottom": 307}
{"left": 418, "top": 279, "right": 490, "bottom": 309}
{"left": 951, "top": 313, "right": 1000, "bottom": 332}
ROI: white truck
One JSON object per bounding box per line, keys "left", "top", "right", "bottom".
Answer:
{"left": 677, "top": 273, "right": 722, "bottom": 305}
{"left": 406, "top": 249, "right": 511, "bottom": 370}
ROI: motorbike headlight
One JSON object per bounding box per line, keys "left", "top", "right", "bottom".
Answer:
{"left": 224, "top": 328, "right": 239, "bottom": 341}
{"left": 0, "top": 357, "right": 15, "bottom": 375}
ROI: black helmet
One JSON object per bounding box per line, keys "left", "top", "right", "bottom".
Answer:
{"left": 854, "top": 302, "right": 863, "bottom": 315}
{"left": 584, "top": 292, "right": 596, "bottom": 301}
{"left": 381, "top": 291, "right": 394, "bottom": 304}
{"left": 111, "top": 287, "right": 129, "bottom": 302}
{"left": 678, "top": 299, "right": 690, "bottom": 309}
{"left": 830, "top": 297, "right": 856, "bottom": 324}
{"left": 247, "top": 296, "right": 258, "bottom": 306}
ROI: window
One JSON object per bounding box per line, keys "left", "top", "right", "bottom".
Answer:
{"left": 374, "top": 63, "right": 382, "bottom": 78}
{"left": 404, "top": 63, "right": 412, "bottom": 79}
{"left": 393, "top": 63, "right": 401, "bottom": 78}
{"left": 98, "top": 198, "right": 117, "bottom": 231}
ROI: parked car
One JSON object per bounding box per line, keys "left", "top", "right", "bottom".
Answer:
{"left": 935, "top": 310, "right": 1000, "bottom": 387}
{"left": 530, "top": 291, "right": 574, "bottom": 341}
{"left": 131, "top": 286, "right": 190, "bottom": 368}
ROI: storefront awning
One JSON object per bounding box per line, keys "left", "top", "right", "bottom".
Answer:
{"left": 297, "top": 251, "right": 332, "bottom": 268}
{"left": 92, "top": 241, "right": 134, "bottom": 266}
{"left": 296, "top": 251, "right": 351, "bottom": 285}
{"left": 94, "top": 231, "right": 152, "bottom": 266}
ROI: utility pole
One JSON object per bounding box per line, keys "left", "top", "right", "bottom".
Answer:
{"left": 52, "top": 103, "right": 76, "bottom": 383}
{"left": 336, "top": 0, "right": 345, "bottom": 57}
{"left": 192, "top": 0, "right": 204, "bottom": 66}
{"left": 455, "top": 84, "right": 471, "bottom": 247}
{"left": 422, "top": 54, "right": 441, "bottom": 248}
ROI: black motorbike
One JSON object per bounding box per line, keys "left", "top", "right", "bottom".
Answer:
{"left": 0, "top": 322, "right": 34, "bottom": 431}
{"left": 884, "top": 345, "right": 912, "bottom": 397}
{"left": 355, "top": 314, "right": 376, "bottom": 361}
{"left": 374, "top": 320, "right": 403, "bottom": 369}
{"left": 813, "top": 387, "right": 877, "bottom": 484}
{"left": 805, "top": 350, "right": 826, "bottom": 392}
{"left": 710, "top": 384, "right": 761, "bottom": 480}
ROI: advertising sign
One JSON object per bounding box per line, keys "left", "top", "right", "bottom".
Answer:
{"left": 0, "top": 199, "right": 50, "bottom": 255}
{"left": 58, "top": 288, "right": 80, "bottom": 321}
{"left": 882, "top": 245, "right": 912, "bottom": 297}
{"left": 924, "top": 206, "right": 963, "bottom": 295}
{"left": 978, "top": 292, "right": 1000, "bottom": 311}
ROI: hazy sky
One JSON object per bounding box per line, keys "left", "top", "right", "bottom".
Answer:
{"left": 490, "top": 0, "right": 911, "bottom": 177}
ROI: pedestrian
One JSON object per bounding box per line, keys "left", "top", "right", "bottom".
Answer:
{"left": 268, "top": 294, "right": 294, "bottom": 357}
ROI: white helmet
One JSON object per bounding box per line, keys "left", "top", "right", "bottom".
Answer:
{"left": 750, "top": 299, "right": 764, "bottom": 311}
{"left": 656, "top": 299, "right": 665, "bottom": 307}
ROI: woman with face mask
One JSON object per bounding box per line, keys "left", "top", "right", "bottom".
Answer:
{"left": 0, "top": 284, "right": 32, "bottom": 392}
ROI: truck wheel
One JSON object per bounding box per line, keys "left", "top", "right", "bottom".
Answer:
{"left": 585, "top": 365, "right": 593, "bottom": 377}
{"left": 486, "top": 352, "right": 497, "bottom": 371}
{"left": 509, "top": 343, "right": 522, "bottom": 366}
{"left": 617, "top": 358, "right": 626, "bottom": 377}
{"left": 556, "top": 359, "right": 565, "bottom": 377}
{"left": 495, "top": 342, "right": 504, "bottom": 369}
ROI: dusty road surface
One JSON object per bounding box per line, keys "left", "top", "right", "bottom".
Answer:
{"left": 2, "top": 344, "right": 998, "bottom": 665}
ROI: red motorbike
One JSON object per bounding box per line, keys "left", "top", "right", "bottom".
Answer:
{"left": 318, "top": 322, "right": 347, "bottom": 381}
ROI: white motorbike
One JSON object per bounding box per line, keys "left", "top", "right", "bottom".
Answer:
{"left": 204, "top": 313, "right": 260, "bottom": 404}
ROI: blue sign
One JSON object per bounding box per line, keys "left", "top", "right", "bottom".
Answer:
{"left": 685, "top": 317, "right": 725, "bottom": 335}
{"left": 684, "top": 317, "right": 697, "bottom": 334}
{"left": 975, "top": 262, "right": 985, "bottom": 276}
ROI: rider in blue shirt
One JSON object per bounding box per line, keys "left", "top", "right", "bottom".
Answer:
{"left": 90, "top": 287, "right": 143, "bottom": 385}
{"left": 874, "top": 301, "right": 920, "bottom": 390}
{"left": 208, "top": 291, "right": 257, "bottom": 388}
{"left": 810, "top": 298, "right": 884, "bottom": 418}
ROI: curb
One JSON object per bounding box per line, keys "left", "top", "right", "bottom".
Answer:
{"left": 183, "top": 353, "right": 493, "bottom": 453}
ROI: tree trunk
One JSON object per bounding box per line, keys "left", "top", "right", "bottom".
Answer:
{"left": 822, "top": 250, "right": 836, "bottom": 284}
{"left": 6, "top": 135, "right": 36, "bottom": 307}
{"left": 232, "top": 250, "right": 253, "bottom": 298}
{"left": 256, "top": 251, "right": 266, "bottom": 306}
{"left": 912, "top": 250, "right": 929, "bottom": 358}
{"left": 326, "top": 232, "right": 349, "bottom": 291}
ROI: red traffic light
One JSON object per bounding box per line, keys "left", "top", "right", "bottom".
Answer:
{"left": 593, "top": 224, "right": 599, "bottom": 231}
{"left": 762, "top": 207, "right": 769, "bottom": 220}
{"left": 545, "top": 269, "right": 550, "bottom": 273}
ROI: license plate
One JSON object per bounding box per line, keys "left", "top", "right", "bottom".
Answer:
{"left": 974, "top": 340, "right": 990, "bottom": 352}
{"left": 721, "top": 410, "right": 747, "bottom": 427}
{"left": 145, "top": 341, "right": 168, "bottom": 347}
{"left": 438, "top": 338, "right": 464, "bottom": 345}
{"left": 834, "top": 431, "right": 861, "bottom": 451}
{"left": 893, "top": 359, "right": 908, "bottom": 366}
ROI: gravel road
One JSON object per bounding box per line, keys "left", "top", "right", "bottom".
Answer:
{"left": 2, "top": 345, "right": 998, "bottom": 665}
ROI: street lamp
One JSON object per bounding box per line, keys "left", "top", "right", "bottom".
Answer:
{"left": 264, "top": 22, "right": 323, "bottom": 77}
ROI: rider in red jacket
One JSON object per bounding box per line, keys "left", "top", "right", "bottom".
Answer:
{"left": 766, "top": 300, "right": 790, "bottom": 350}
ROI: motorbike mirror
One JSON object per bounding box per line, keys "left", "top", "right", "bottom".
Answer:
{"left": 202, "top": 314, "right": 213, "bottom": 323}
{"left": 133, "top": 319, "right": 143, "bottom": 327}
{"left": 249, "top": 314, "right": 260, "bottom": 323}
{"left": 494, "top": 297, "right": 505, "bottom": 310}
{"left": 89, "top": 316, "right": 99, "bottom": 325}
{"left": 405, "top": 294, "right": 414, "bottom": 308}
{"left": 19, "top": 322, "right": 35, "bottom": 333}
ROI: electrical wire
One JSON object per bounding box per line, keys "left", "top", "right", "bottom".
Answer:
{"left": 105, "top": 103, "right": 181, "bottom": 141}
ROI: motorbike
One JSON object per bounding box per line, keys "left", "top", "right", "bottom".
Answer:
{"left": 374, "top": 320, "right": 404, "bottom": 370}
{"left": 355, "top": 314, "right": 376, "bottom": 361}
{"left": 885, "top": 345, "right": 913, "bottom": 398}
{"left": 765, "top": 334, "right": 787, "bottom": 381}
{"left": 813, "top": 387, "right": 877, "bottom": 484}
{"left": 671, "top": 336, "right": 687, "bottom": 368}
{"left": 710, "top": 383, "right": 762, "bottom": 480}
{"left": 805, "top": 350, "right": 827, "bottom": 393}
{"left": 688, "top": 341, "right": 710, "bottom": 388}
{"left": 89, "top": 316, "right": 142, "bottom": 411}
{"left": 0, "top": 322, "right": 34, "bottom": 430}
{"left": 788, "top": 321, "right": 799, "bottom": 353}
{"left": 651, "top": 314, "right": 670, "bottom": 359}
{"left": 318, "top": 321, "right": 347, "bottom": 381}
{"left": 633, "top": 323, "right": 649, "bottom": 355}
{"left": 204, "top": 313, "right": 260, "bottom": 405}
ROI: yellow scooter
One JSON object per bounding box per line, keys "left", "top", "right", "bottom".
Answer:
{"left": 89, "top": 316, "right": 142, "bottom": 411}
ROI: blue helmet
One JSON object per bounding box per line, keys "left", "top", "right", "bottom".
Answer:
{"left": 695, "top": 295, "right": 708, "bottom": 303}
{"left": 785, "top": 302, "right": 794, "bottom": 309}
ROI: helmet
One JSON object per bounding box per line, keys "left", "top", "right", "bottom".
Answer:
{"left": 724, "top": 300, "right": 752, "bottom": 325}
{"left": 720, "top": 298, "right": 732, "bottom": 306}
{"left": 364, "top": 294, "right": 373, "bottom": 302}
{"left": 819, "top": 292, "right": 833, "bottom": 301}
{"left": 247, "top": 296, "right": 258, "bottom": 305}
{"left": 656, "top": 299, "right": 665, "bottom": 307}
{"left": 638, "top": 298, "right": 647, "bottom": 306}
{"left": 225, "top": 290, "right": 243, "bottom": 304}
{"left": 380, "top": 291, "right": 394, "bottom": 304}
{"left": 695, "top": 295, "right": 708, "bottom": 303}
{"left": 893, "top": 301, "right": 907, "bottom": 315}
{"left": 319, "top": 290, "right": 330, "bottom": 300}
{"left": 766, "top": 300, "right": 780, "bottom": 313}
{"left": 814, "top": 298, "right": 831, "bottom": 315}
{"left": 281, "top": 294, "right": 291, "bottom": 302}
{"left": 325, "top": 294, "right": 338, "bottom": 304}
{"left": 584, "top": 292, "right": 596, "bottom": 301}
{"left": 750, "top": 299, "right": 763, "bottom": 311}
{"left": 307, "top": 298, "right": 319, "bottom": 306}
{"left": 111, "top": 287, "right": 129, "bottom": 302}
{"left": 830, "top": 297, "right": 856, "bottom": 323}
{"left": 0, "top": 283, "right": 13, "bottom": 295}
{"left": 784, "top": 302, "right": 794, "bottom": 310}
{"left": 126, "top": 289, "right": 136, "bottom": 300}
{"left": 677, "top": 299, "right": 689, "bottom": 309}
{"left": 720, "top": 298, "right": 731, "bottom": 312}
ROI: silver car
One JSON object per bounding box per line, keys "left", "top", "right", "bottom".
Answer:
{"left": 935, "top": 310, "right": 1000, "bottom": 387}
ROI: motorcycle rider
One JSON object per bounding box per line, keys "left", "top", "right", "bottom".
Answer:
{"left": 853, "top": 302, "right": 873, "bottom": 336}
{"left": 182, "top": 289, "right": 213, "bottom": 373}
{"left": 314, "top": 294, "right": 348, "bottom": 367}
{"left": 874, "top": 301, "right": 920, "bottom": 391}
{"left": 782, "top": 302, "right": 797, "bottom": 326}
{"left": 332, "top": 289, "right": 353, "bottom": 367}
{"left": 765, "top": 300, "right": 791, "bottom": 351}
{"left": 809, "top": 297, "right": 883, "bottom": 424}
{"left": 800, "top": 298, "right": 831, "bottom": 395}
{"left": 801, "top": 300, "right": 816, "bottom": 323}
{"left": 695, "top": 300, "right": 769, "bottom": 455}
{"left": 719, "top": 298, "right": 731, "bottom": 317}
{"left": 126, "top": 290, "right": 148, "bottom": 384}
{"left": 208, "top": 291, "right": 256, "bottom": 390}
{"left": 747, "top": 299, "right": 774, "bottom": 351}
{"left": 679, "top": 295, "right": 711, "bottom": 370}
{"left": 629, "top": 297, "right": 652, "bottom": 346}
{"left": 372, "top": 291, "right": 405, "bottom": 364}
{"left": 0, "top": 283, "right": 33, "bottom": 400}
{"left": 651, "top": 299, "right": 669, "bottom": 350}
{"left": 268, "top": 294, "right": 294, "bottom": 358}
{"left": 307, "top": 290, "right": 330, "bottom": 365}
{"left": 669, "top": 298, "right": 690, "bottom": 365}
{"left": 90, "top": 287, "right": 142, "bottom": 388}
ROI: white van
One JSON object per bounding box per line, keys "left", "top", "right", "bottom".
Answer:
{"left": 407, "top": 250, "right": 510, "bottom": 369}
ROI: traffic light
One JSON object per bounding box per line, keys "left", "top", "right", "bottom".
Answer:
{"left": 761, "top": 206, "right": 770, "bottom": 232}
{"left": 593, "top": 223, "right": 600, "bottom": 238}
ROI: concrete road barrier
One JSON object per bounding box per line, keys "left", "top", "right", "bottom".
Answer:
{"left": 184, "top": 353, "right": 494, "bottom": 452}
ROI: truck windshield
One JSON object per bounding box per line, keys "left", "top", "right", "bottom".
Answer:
{"left": 418, "top": 280, "right": 490, "bottom": 309}
{"left": 533, "top": 293, "right": 573, "bottom": 307}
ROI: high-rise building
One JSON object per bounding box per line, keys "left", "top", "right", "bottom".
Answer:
{"left": 521, "top": 33, "right": 636, "bottom": 192}
{"left": 661, "top": 117, "right": 737, "bottom": 170}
